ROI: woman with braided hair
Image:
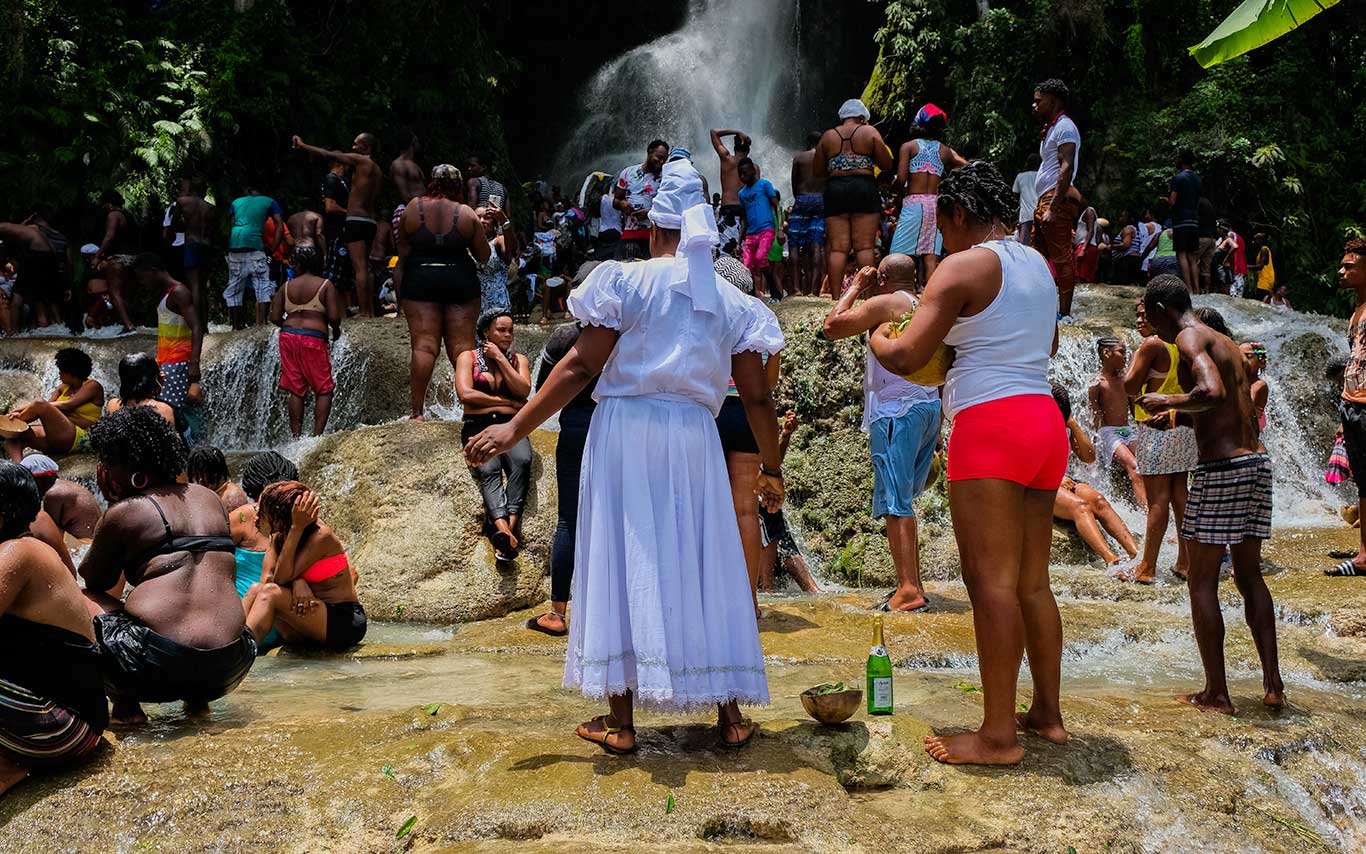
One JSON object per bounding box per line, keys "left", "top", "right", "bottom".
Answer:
{"left": 871, "top": 160, "right": 1066, "bottom": 766}
{"left": 78, "top": 405, "right": 255, "bottom": 724}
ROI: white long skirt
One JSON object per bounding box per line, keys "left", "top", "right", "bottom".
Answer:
{"left": 564, "top": 395, "right": 770, "bottom": 712}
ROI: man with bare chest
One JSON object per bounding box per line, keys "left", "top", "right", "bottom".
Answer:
{"left": 1087, "top": 336, "right": 1145, "bottom": 504}
{"left": 710, "top": 128, "right": 750, "bottom": 256}
{"left": 788, "top": 131, "right": 827, "bottom": 295}
{"left": 388, "top": 131, "right": 424, "bottom": 244}
{"left": 1137, "top": 275, "right": 1282, "bottom": 716}
{"left": 286, "top": 210, "right": 324, "bottom": 255}
{"left": 293, "top": 132, "right": 383, "bottom": 316}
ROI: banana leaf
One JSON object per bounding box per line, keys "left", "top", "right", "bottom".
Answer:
{"left": 1189, "top": 0, "right": 1341, "bottom": 68}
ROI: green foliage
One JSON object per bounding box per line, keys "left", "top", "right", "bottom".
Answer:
{"left": 863, "top": 0, "right": 1366, "bottom": 315}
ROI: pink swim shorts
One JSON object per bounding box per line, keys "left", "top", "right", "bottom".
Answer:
{"left": 742, "top": 229, "right": 775, "bottom": 271}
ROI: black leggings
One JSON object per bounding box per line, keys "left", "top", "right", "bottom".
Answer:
{"left": 461, "top": 412, "right": 532, "bottom": 523}
{"left": 551, "top": 404, "right": 593, "bottom": 602}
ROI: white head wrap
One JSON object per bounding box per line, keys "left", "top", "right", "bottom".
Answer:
{"left": 838, "top": 98, "right": 871, "bottom": 121}
{"left": 648, "top": 160, "right": 721, "bottom": 314}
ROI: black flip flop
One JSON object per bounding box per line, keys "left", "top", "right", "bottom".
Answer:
{"left": 873, "top": 598, "right": 931, "bottom": 613}
{"left": 1325, "top": 560, "right": 1365, "bottom": 577}
{"left": 491, "top": 530, "right": 517, "bottom": 560}
{"left": 525, "top": 614, "right": 568, "bottom": 637}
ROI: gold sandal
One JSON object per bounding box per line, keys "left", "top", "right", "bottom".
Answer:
{"left": 576, "top": 715, "right": 637, "bottom": 755}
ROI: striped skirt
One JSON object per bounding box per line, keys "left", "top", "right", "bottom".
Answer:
{"left": 0, "top": 677, "right": 102, "bottom": 766}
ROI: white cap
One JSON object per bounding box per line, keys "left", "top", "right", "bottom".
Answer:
{"left": 20, "top": 454, "right": 59, "bottom": 477}
{"left": 80, "top": 243, "right": 100, "bottom": 255}
{"left": 838, "top": 99, "right": 871, "bottom": 121}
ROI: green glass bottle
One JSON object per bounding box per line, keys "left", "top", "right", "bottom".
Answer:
{"left": 866, "top": 617, "right": 893, "bottom": 715}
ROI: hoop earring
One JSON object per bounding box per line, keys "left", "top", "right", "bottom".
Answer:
{"left": 130, "top": 471, "right": 149, "bottom": 490}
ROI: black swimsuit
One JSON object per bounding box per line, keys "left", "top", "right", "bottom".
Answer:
{"left": 404, "top": 198, "right": 479, "bottom": 305}
{"left": 92, "top": 494, "right": 256, "bottom": 704}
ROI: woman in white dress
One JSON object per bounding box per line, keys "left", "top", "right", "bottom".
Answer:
{"left": 465, "top": 161, "right": 785, "bottom": 754}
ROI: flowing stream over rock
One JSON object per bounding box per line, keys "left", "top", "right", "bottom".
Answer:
{"left": 551, "top": 0, "right": 805, "bottom": 196}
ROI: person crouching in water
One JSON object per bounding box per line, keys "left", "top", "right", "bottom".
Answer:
{"left": 464, "top": 159, "right": 784, "bottom": 753}
{"left": 187, "top": 445, "right": 250, "bottom": 512}
{"left": 78, "top": 405, "right": 255, "bottom": 724}
{"left": 0, "top": 462, "right": 107, "bottom": 796}
{"left": 242, "top": 481, "right": 366, "bottom": 651}
{"left": 269, "top": 245, "right": 341, "bottom": 438}
{"left": 457, "top": 308, "right": 533, "bottom": 560}
{"left": 229, "top": 451, "right": 299, "bottom": 653}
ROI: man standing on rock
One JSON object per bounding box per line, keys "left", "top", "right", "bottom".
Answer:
{"left": 823, "top": 254, "right": 940, "bottom": 612}
{"left": 1137, "top": 275, "right": 1283, "bottom": 715}
{"left": 1169, "top": 150, "right": 1202, "bottom": 293}
{"left": 612, "top": 140, "right": 668, "bottom": 261}
{"left": 710, "top": 128, "right": 750, "bottom": 257}
{"left": 169, "top": 177, "right": 217, "bottom": 333}
{"left": 389, "top": 130, "right": 424, "bottom": 243}
{"left": 1327, "top": 240, "right": 1366, "bottom": 578}
{"left": 789, "top": 131, "right": 827, "bottom": 295}
{"left": 294, "top": 132, "right": 383, "bottom": 316}
{"left": 1030, "top": 79, "right": 1081, "bottom": 320}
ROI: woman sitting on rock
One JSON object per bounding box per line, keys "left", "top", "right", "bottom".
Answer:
{"left": 3, "top": 347, "right": 104, "bottom": 462}
{"left": 456, "top": 308, "right": 532, "bottom": 560}
{"left": 0, "top": 462, "right": 107, "bottom": 797}
{"left": 1049, "top": 383, "right": 1138, "bottom": 568}
{"left": 188, "top": 445, "right": 249, "bottom": 512}
{"left": 242, "top": 481, "right": 366, "bottom": 650}
{"left": 79, "top": 405, "right": 255, "bottom": 724}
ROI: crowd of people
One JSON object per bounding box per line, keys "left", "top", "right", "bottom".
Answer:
{"left": 2, "top": 76, "right": 1361, "bottom": 798}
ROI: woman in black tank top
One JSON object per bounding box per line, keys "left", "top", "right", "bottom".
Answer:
{"left": 394, "top": 164, "right": 492, "bottom": 420}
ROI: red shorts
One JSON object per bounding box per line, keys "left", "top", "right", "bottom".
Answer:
{"left": 947, "top": 394, "right": 1068, "bottom": 489}
{"left": 278, "top": 328, "right": 335, "bottom": 397}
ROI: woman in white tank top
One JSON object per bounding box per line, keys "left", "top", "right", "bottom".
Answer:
{"left": 870, "top": 161, "right": 1068, "bottom": 767}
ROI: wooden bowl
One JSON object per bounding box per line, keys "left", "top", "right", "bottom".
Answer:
{"left": 801, "top": 688, "right": 863, "bottom": 725}
{"left": 0, "top": 415, "right": 28, "bottom": 439}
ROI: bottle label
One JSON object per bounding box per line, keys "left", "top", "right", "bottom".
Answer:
{"left": 870, "top": 645, "right": 888, "bottom": 657}
{"left": 871, "top": 677, "right": 892, "bottom": 710}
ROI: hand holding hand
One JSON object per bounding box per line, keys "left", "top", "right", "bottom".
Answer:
{"left": 464, "top": 422, "right": 519, "bottom": 466}
{"left": 754, "top": 472, "right": 785, "bottom": 513}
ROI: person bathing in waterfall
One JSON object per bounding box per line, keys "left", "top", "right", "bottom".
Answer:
{"left": 823, "top": 254, "right": 940, "bottom": 612}
{"left": 269, "top": 245, "right": 342, "bottom": 438}
{"left": 1052, "top": 384, "right": 1139, "bottom": 567}
{"left": 187, "top": 445, "right": 250, "bottom": 512}
{"left": 4, "top": 348, "right": 104, "bottom": 462}
{"left": 1241, "top": 342, "right": 1269, "bottom": 444}
{"left": 456, "top": 309, "right": 532, "bottom": 560}
{"left": 242, "top": 481, "right": 366, "bottom": 651}
{"left": 79, "top": 405, "right": 256, "bottom": 724}
{"left": 464, "top": 159, "right": 784, "bottom": 754}
{"left": 0, "top": 462, "right": 108, "bottom": 798}
{"left": 228, "top": 451, "right": 299, "bottom": 651}
{"left": 1327, "top": 240, "right": 1366, "bottom": 576}
{"left": 132, "top": 253, "right": 203, "bottom": 414}
{"left": 1137, "top": 276, "right": 1283, "bottom": 713}
{"left": 1087, "top": 337, "right": 1146, "bottom": 506}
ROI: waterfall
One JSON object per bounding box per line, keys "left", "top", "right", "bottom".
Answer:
{"left": 1048, "top": 292, "right": 1346, "bottom": 528}
{"left": 550, "top": 0, "right": 804, "bottom": 197}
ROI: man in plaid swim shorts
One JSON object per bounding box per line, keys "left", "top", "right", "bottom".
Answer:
{"left": 1136, "top": 275, "right": 1283, "bottom": 717}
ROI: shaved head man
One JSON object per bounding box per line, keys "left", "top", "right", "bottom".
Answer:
{"left": 293, "top": 130, "right": 385, "bottom": 316}
{"left": 823, "top": 253, "right": 942, "bottom": 612}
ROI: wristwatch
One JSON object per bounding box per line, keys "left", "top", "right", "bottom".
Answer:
{"left": 760, "top": 463, "right": 783, "bottom": 479}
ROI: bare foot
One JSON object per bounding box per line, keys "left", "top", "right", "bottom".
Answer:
{"left": 1015, "top": 709, "right": 1069, "bottom": 744}
{"left": 110, "top": 699, "right": 147, "bottom": 726}
{"left": 0, "top": 756, "right": 29, "bottom": 797}
{"left": 719, "top": 719, "right": 758, "bottom": 747}
{"left": 1264, "top": 684, "right": 1286, "bottom": 709}
{"left": 886, "top": 589, "right": 928, "bottom": 612}
{"left": 924, "top": 731, "right": 1024, "bottom": 765}
{"left": 1175, "top": 691, "right": 1234, "bottom": 715}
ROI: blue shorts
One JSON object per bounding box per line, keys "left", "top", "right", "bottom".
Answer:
{"left": 870, "top": 401, "right": 941, "bottom": 519}
{"left": 788, "top": 194, "right": 825, "bottom": 247}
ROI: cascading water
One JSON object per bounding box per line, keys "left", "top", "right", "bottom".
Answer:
{"left": 1048, "top": 290, "right": 1347, "bottom": 529}
{"left": 551, "top": 0, "right": 805, "bottom": 197}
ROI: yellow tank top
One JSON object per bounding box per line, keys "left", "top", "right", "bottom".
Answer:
{"left": 1133, "top": 342, "right": 1183, "bottom": 422}
{"left": 56, "top": 383, "right": 102, "bottom": 425}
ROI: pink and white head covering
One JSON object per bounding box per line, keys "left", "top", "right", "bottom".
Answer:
{"left": 914, "top": 103, "right": 948, "bottom": 130}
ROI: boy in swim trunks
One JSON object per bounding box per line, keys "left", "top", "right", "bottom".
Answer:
{"left": 1137, "top": 275, "right": 1283, "bottom": 714}
{"left": 1087, "top": 336, "right": 1146, "bottom": 506}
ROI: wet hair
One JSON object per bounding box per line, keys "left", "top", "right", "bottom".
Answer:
{"left": 290, "top": 244, "right": 323, "bottom": 276}
{"left": 55, "top": 347, "right": 93, "bottom": 380}
{"left": 89, "top": 404, "right": 186, "bottom": 485}
{"left": 187, "top": 445, "right": 230, "bottom": 489}
{"left": 936, "top": 160, "right": 1016, "bottom": 227}
{"left": 100, "top": 189, "right": 124, "bottom": 207}
{"left": 0, "top": 462, "right": 41, "bottom": 541}
{"left": 806, "top": 130, "right": 822, "bottom": 148}
{"left": 737, "top": 157, "right": 756, "bottom": 172}
{"left": 647, "top": 139, "right": 669, "bottom": 155}
{"left": 477, "top": 307, "right": 513, "bottom": 336}
{"left": 735, "top": 136, "right": 751, "bottom": 154}
{"left": 1143, "top": 273, "right": 1192, "bottom": 318}
{"left": 1050, "top": 381, "right": 1072, "bottom": 422}
{"left": 258, "top": 480, "right": 312, "bottom": 536}
{"left": 1194, "top": 306, "right": 1230, "bottom": 336}
{"left": 1345, "top": 238, "right": 1366, "bottom": 257}
{"left": 240, "top": 451, "right": 298, "bottom": 501}
{"left": 131, "top": 252, "right": 166, "bottom": 272}
{"left": 1095, "top": 336, "right": 1123, "bottom": 355}
{"left": 1034, "top": 78, "right": 1070, "bottom": 105}
{"left": 117, "top": 352, "right": 161, "bottom": 402}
